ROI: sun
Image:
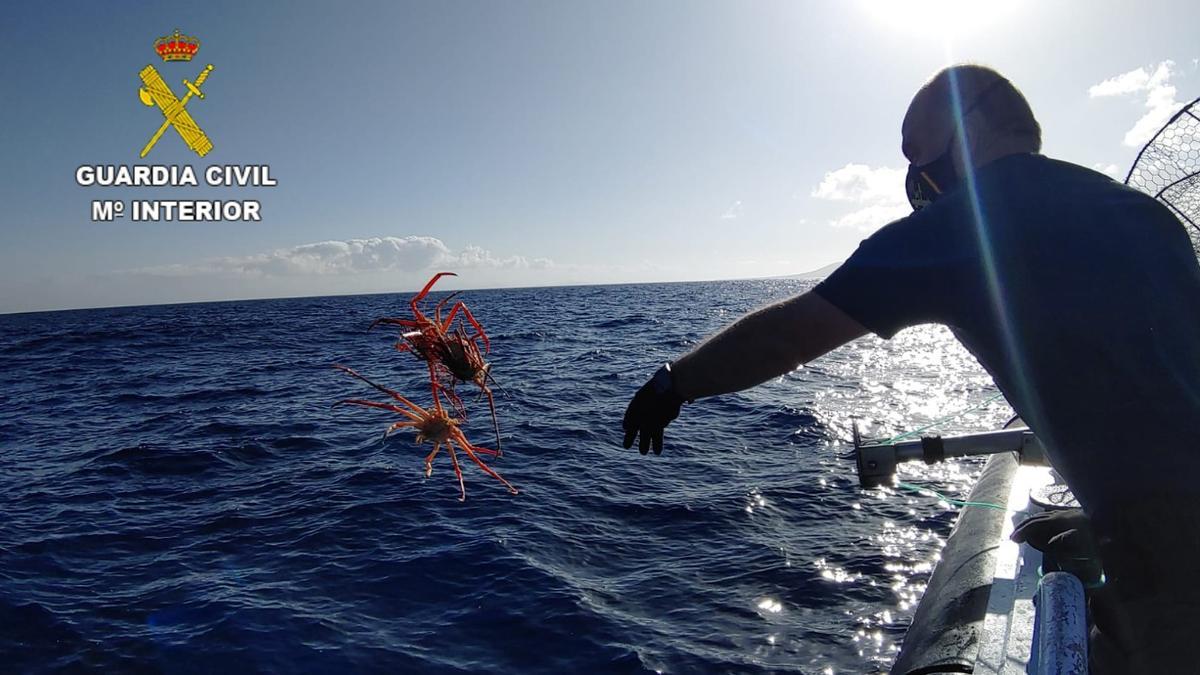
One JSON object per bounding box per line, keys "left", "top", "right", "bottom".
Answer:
{"left": 857, "top": 0, "right": 1027, "bottom": 40}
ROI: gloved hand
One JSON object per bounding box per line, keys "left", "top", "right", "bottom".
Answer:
{"left": 622, "top": 364, "right": 687, "bottom": 455}
{"left": 1011, "top": 508, "right": 1094, "bottom": 551}
{"left": 1011, "top": 508, "right": 1103, "bottom": 581}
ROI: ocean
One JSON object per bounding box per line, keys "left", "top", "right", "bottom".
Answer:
{"left": 0, "top": 279, "right": 1013, "bottom": 673}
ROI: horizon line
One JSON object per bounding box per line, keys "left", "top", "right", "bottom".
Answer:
{"left": 0, "top": 265, "right": 839, "bottom": 318}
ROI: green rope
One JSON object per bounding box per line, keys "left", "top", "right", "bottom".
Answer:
{"left": 870, "top": 392, "right": 1010, "bottom": 511}
{"left": 899, "top": 481, "right": 1108, "bottom": 586}
{"left": 895, "top": 481, "right": 1007, "bottom": 511}
{"left": 885, "top": 392, "right": 1006, "bottom": 445}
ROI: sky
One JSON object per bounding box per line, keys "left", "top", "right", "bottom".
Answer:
{"left": 1, "top": 0, "right": 1197, "bottom": 313}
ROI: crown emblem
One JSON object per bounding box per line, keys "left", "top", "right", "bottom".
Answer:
{"left": 154, "top": 29, "right": 200, "bottom": 62}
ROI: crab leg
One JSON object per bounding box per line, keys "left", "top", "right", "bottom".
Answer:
{"left": 442, "top": 303, "right": 490, "bottom": 353}
{"left": 333, "top": 365, "right": 423, "bottom": 411}
{"left": 370, "top": 317, "right": 422, "bottom": 330}
{"left": 425, "top": 362, "right": 446, "bottom": 410}
{"left": 437, "top": 384, "right": 467, "bottom": 421}
{"left": 334, "top": 398, "right": 421, "bottom": 421}
{"left": 430, "top": 384, "right": 446, "bottom": 417}
{"left": 411, "top": 272, "right": 458, "bottom": 316}
{"left": 482, "top": 385, "right": 503, "bottom": 456}
{"left": 424, "top": 442, "right": 442, "bottom": 477}
{"left": 384, "top": 420, "right": 418, "bottom": 438}
{"left": 446, "top": 439, "right": 468, "bottom": 502}
{"left": 452, "top": 429, "right": 518, "bottom": 495}
{"left": 433, "top": 292, "right": 462, "bottom": 324}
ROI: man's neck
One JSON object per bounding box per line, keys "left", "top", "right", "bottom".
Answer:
{"left": 971, "top": 138, "right": 1038, "bottom": 170}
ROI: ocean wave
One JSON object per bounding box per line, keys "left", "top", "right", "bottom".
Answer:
{"left": 86, "top": 443, "right": 229, "bottom": 476}
{"left": 0, "top": 281, "right": 1003, "bottom": 673}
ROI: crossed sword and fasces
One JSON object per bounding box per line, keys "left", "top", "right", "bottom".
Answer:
{"left": 138, "top": 63, "right": 214, "bottom": 158}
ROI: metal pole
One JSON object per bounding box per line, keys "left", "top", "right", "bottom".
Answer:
{"left": 1036, "top": 571, "right": 1088, "bottom": 674}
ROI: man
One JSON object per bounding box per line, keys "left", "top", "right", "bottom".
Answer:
{"left": 622, "top": 64, "right": 1200, "bottom": 673}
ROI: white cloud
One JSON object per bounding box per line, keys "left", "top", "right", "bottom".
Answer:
{"left": 127, "top": 236, "right": 552, "bottom": 278}
{"left": 1092, "top": 163, "right": 1121, "bottom": 179}
{"left": 1089, "top": 60, "right": 1184, "bottom": 147}
{"left": 812, "top": 163, "right": 906, "bottom": 203}
{"left": 812, "top": 163, "right": 908, "bottom": 233}
{"left": 828, "top": 204, "right": 911, "bottom": 231}
{"left": 721, "top": 200, "right": 743, "bottom": 220}
{"left": 1088, "top": 68, "right": 1152, "bottom": 98}
{"left": 453, "top": 244, "right": 551, "bottom": 270}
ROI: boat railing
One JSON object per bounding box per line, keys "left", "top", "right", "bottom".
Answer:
{"left": 852, "top": 427, "right": 1090, "bottom": 674}
{"left": 1033, "top": 571, "right": 1089, "bottom": 674}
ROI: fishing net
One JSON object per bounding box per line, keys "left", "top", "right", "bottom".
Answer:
{"left": 1125, "top": 96, "right": 1200, "bottom": 257}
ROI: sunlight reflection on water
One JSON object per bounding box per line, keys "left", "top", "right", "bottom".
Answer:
{"left": 801, "top": 322, "right": 1011, "bottom": 668}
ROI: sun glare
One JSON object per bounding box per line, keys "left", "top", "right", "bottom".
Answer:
{"left": 857, "top": 0, "right": 1026, "bottom": 40}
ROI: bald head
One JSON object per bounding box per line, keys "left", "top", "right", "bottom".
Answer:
{"left": 902, "top": 65, "right": 1041, "bottom": 168}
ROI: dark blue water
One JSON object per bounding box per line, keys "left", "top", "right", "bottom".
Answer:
{"left": 0, "top": 280, "right": 1012, "bottom": 673}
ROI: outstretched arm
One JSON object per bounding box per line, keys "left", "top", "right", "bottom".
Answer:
{"left": 622, "top": 290, "right": 868, "bottom": 454}
{"left": 671, "top": 290, "right": 868, "bottom": 400}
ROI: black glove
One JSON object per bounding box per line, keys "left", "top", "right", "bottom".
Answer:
{"left": 622, "top": 364, "right": 687, "bottom": 455}
{"left": 1011, "top": 508, "right": 1094, "bottom": 551}
{"left": 1011, "top": 508, "right": 1103, "bottom": 581}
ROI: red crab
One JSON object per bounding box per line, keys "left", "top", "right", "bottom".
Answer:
{"left": 370, "top": 272, "right": 502, "bottom": 452}
{"left": 332, "top": 365, "right": 517, "bottom": 501}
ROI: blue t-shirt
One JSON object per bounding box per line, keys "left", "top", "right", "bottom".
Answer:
{"left": 815, "top": 153, "right": 1200, "bottom": 512}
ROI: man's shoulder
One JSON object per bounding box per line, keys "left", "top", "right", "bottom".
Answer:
{"left": 986, "top": 153, "right": 1138, "bottom": 197}
{"left": 1025, "top": 155, "right": 1183, "bottom": 225}
{"left": 971, "top": 153, "right": 1177, "bottom": 229}
{"left": 856, "top": 207, "right": 951, "bottom": 251}
{"left": 975, "top": 153, "right": 1108, "bottom": 184}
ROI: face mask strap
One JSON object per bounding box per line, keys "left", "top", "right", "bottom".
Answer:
{"left": 919, "top": 169, "right": 944, "bottom": 195}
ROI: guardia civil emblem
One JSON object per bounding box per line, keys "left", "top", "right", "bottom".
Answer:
{"left": 138, "top": 29, "right": 214, "bottom": 158}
